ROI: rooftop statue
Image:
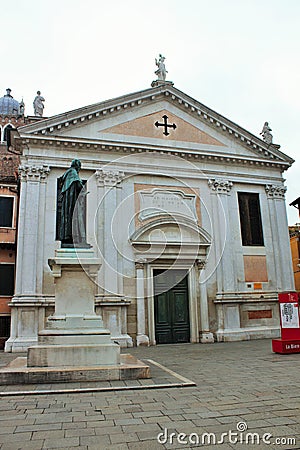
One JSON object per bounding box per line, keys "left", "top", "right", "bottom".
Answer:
{"left": 260, "top": 122, "right": 273, "bottom": 145}
{"left": 58, "top": 159, "right": 89, "bottom": 248}
{"left": 155, "top": 54, "right": 167, "bottom": 81}
{"left": 33, "top": 91, "right": 45, "bottom": 117}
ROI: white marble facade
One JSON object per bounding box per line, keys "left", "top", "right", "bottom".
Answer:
{"left": 5, "top": 83, "right": 295, "bottom": 351}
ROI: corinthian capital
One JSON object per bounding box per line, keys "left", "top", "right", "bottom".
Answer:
{"left": 265, "top": 184, "right": 287, "bottom": 199}
{"left": 19, "top": 164, "right": 50, "bottom": 182}
{"left": 196, "top": 259, "right": 207, "bottom": 270}
{"left": 135, "top": 258, "right": 147, "bottom": 270}
{"left": 95, "top": 168, "right": 125, "bottom": 187}
{"left": 208, "top": 178, "right": 233, "bottom": 194}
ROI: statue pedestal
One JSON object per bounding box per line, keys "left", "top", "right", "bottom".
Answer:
{"left": 27, "top": 248, "right": 120, "bottom": 367}
{"left": 0, "top": 248, "right": 150, "bottom": 383}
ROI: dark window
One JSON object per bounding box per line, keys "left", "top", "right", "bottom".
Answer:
{"left": 0, "top": 197, "right": 14, "bottom": 227}
{"left": 3, "top": 125, "right": 13, "bottom": 143}
{"left": 238, "top": 192, "right": 264, "bottom": 246}
{"left": 0, "top": 264, "right": 15, "bottom": 296}
{"left": 0, "top": 316, "right": 10, "bottom": 338}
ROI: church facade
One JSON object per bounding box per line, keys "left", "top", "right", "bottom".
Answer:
{"left": 5, "top": 80, "right": 295, "bottom": 351}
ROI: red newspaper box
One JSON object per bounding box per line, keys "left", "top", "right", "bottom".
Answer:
{"left": 272, "top": 292, "right": 300, "bottom": 354}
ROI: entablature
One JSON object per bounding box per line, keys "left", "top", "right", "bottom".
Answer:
{"left": 16, "top": 134, "right": 291, "bottom": 173}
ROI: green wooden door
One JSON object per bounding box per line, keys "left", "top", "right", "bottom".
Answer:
{"left": 154, "top": 269, "right": 190, "bottom": 344}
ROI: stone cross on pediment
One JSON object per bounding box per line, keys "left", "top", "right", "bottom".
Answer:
{"left": 155, "top": 115, "right": 177, "bottom": 136}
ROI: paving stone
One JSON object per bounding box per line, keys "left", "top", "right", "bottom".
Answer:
{"left": 63, "top": 421, "right": 87, "bottom": 429}
{"left": 0, "top": 440, "right": 45, "bottom": 450}
{"left": 132, "top": 410, "right": 163, "bottom": 418}
{"left": 266, "top": 416, "right": 297, "bottom": 426}
{"left": 34, "top": 413, "right": 73, "bottom": 424}
{"left": 94, "top": 425, "right": 123, "bottom": 435}
{"left": 65, "top": 427, "right": 96, "bottom": 437}
{"left": 110, "top": 433, "right": 138, "bottom": 444}
{"left": 0, "top": 426, "right": 16, "bottom": 435}
{"left": 121, "top": 423, "right": 161, "bottom": 434}
{"left": 80, "top": 434, "right": 110, "bottom": 446}
{"left": 114, "top": 418, "right": 144, "bottom": 426}
{"left": 0, "top": 431, "right": 32, "bottom": 443}
{"left": 42, "top": 437, "right": 80, "bottom": 448}
{"left": 15, "top": 422, "right": 62, "bottom": 433}
{"left": 31, "top": 429, "right": 64, "bottom": 440}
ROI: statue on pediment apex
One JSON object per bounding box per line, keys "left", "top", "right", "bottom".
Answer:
{"left": 155, "top": 54, "right": 167, "bottom": 81}
{"left": 260, "top": 121, "right": 273, "bottom": 145}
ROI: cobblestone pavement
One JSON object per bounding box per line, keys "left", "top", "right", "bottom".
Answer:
{"left": 0, "top": 339, "right": 299, "bottom": 449}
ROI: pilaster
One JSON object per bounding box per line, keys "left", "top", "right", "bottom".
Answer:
{"left": 95, "top": 169, "right": 125, "bottom": 298}
{"left": 5, "top": 164, "right": 51, "bottom": 352}
{"left": 135, "top": 260, "right": 150, "bottom": 346}
{"left": 265, "top": 184, "right": 294, "bottom": 291}
{"left": 16, "top": 164, "right": 51, "bottom": 294}
{"left": 208, "top": 178, "right": 235, "bottom": 293}
{"left": 196, "top": 260, "right": 214, "bottom": 343}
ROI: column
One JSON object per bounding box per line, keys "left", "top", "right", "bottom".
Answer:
{"left": 135, "top": 260, "right": 149, "bottom": 346}
{"left": 15, "top": 164, "right": 50, "bottom": 294}
{"left": 208, "top": 178, "right": 235, "bottom": 294}
{"left": 94, "top": 169, "right": 133, "bottom": 347}
{"left": 197, "top": 260, "right": 214, "bottom": 343}
{"left": 95, "top": 169, "right": 125, "bottom": 298}
{"left": 5, "top": 164, "right": 51, "bottom": 352}
{"left": 265, "top": 184, "right": 294, "bottom": 291}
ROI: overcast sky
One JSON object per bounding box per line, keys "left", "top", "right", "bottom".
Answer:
{"left": 2, "top": 0, "right": 299, "bottom": 224}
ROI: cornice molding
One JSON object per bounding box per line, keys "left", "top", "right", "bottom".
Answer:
{"left": 17, "top": 135, "right": 291, "bottom": 172}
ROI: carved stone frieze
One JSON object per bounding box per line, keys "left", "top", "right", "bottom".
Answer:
{"left": 208, "top": 178, "right": 233, "bottom": 194}
{"left": 19, "top": 164, "right": 50, "bottom": 182}
{"left": 265, "top": 184, "right": 287, "bottom": 199}
{"left": 95, "top": 169, "right": 125, "bottom": 187}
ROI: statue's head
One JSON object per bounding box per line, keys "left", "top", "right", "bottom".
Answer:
{"left": 37, "top": 91, "right": 41, "bottom": 95}
{"left": 71, "top": 159, "right": 81, "bottom": 171}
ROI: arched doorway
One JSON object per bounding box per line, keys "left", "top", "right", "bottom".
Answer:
{"left": 130, "top": 216, "right": 211, "bottom": 345}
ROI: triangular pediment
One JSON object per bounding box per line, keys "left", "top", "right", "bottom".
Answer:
{"left": 17, "top": 84, "right": 294, "bottom": 166}
{"left": 99, "top": 109, "right": 224, "bottom": 146}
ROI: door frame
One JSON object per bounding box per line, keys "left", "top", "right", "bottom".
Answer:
{"left": 146, "top": 263, "right": 199, "bottom": 345}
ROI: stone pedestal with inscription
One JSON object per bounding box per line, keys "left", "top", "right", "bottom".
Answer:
{"left": 0, "top": 248, "right": 150, "bottom": 384}
{"left": 27, "top": 248, "right": 121, "bottom": 368}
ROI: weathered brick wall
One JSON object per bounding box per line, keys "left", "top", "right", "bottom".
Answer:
{"left": 0, "top": 144, "right": 19, "bottom": 182}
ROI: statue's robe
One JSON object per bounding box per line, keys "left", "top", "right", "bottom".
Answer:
{"left": 59, "top": 168, "right": 86, "bottom": 246}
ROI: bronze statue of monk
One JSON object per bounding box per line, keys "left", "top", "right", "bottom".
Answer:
{"left": 59, "top": 159, "right": 89, "bottom": 247}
